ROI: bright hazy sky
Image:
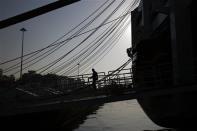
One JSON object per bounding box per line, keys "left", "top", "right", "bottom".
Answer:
{"left": 0, "top": 0, "right": 139, "bottom": 78}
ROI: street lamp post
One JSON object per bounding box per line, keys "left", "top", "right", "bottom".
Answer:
{"left": 20, "top": 28, "right": 27, "bottom": 79}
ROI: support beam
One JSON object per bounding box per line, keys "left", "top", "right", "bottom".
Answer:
{"left": 0, "top": 0, "right": 80, "bottom": 29}
{"left": 170, "top": 0, "right": 194, "bottom": 85}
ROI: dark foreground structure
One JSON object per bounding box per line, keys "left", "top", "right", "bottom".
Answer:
{"left": 128, "top": 0, "right": 197, "bottom": 129}
{"left": 0, "top": 102, "right": 101, "bottom": 131}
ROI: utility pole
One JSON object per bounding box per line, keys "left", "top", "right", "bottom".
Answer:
{"left": 20, "top": 28, "right": 27, "bottom": 79}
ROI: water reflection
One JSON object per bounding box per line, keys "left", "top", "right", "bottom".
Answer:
{"left": 74, "top": 100, "right": 163, "bottom": 131}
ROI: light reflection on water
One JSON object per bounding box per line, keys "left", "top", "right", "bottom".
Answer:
{"left": 74, "top": 99, "right": 163, "bottom": 131}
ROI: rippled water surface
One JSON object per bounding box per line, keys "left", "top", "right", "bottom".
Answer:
{"left": 74, "top": 99, "right": 163, "bottom": 131}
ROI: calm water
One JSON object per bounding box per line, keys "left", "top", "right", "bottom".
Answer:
{"left": 74, "top": 99, "right": 163, "bottom": 131}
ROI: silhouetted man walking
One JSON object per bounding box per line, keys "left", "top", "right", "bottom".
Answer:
{"left": 91, "top": 68, "right": 98, "bottom": 90}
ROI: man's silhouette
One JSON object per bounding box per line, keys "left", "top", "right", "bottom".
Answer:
{"left": 91, "top": 68, "right": 98, "bottom": 90}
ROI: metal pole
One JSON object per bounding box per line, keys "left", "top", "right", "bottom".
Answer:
{"left": 0, "top": 0, "right": 80, "bottom": 29}
{"left": 20, "top": 28, "right": 27, "bottom": 79}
